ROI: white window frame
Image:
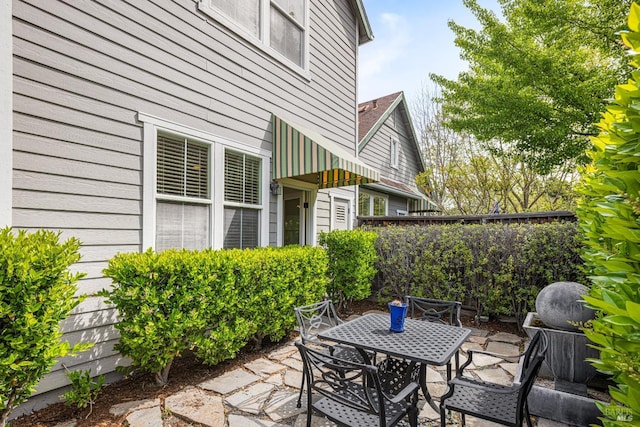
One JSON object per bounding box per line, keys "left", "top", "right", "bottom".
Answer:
{"left": 358, "top": 190, "right": 388, "bottom": 217}
{"left": 197, "top": 0, "right": 310, "bottom": 78}
{"left": 139, "top": 112, "right": 271, "bottom": 250}
{"left": 390, "top": 137, "right": 399, "bottom": 169}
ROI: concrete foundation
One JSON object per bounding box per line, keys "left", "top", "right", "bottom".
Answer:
{"left": 528, "top": 385, "right": 603, "bottom": 427}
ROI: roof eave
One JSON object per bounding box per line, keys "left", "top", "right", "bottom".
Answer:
{"left": 352, "top": 0, "right": 374, "bottom": 45}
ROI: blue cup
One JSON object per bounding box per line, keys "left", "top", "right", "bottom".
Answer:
{"left": 388, "top": 302, "right": 408, "bottom": 333}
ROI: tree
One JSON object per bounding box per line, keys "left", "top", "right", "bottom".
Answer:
{"left": 413, "top": 83, "right": 577, "bottom": 214}
{"left": 432, "top": 0, "right": 631, "bottom": 174}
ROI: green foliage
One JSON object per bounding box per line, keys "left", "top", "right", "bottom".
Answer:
{"left": 62, "top": 369, "right": 104, "bottom": 418}
{"left": 432, "top": 0, "right": 630, "bottom": 174}
{"left": 101, "top": 246, "right": 327, "bottom": 384}
{"left": 0, "top": 228, "right": 86, "bottom": 426}
{"left": 576, "top": 3, "right": 640, "bottom": 423}
{"left": 318, "top": 230, "right": 378, "bottom": 311}
{"left": 371, "top": 223, "right": 584, "bottom": 326}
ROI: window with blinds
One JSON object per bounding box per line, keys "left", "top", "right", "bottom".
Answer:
{"left": 155, "top": 133, "right": 210, "bottom": 251}
{"left": 157, "top": 134, "right": 209, "bottom": 199}
{"left": 223, "top": 150, "right": 261, "bottom": 249}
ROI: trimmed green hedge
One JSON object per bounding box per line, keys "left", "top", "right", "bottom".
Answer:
{"left": 0, "top": 228, "right": 87, "bottom": 426}
{"left": 101, "top": 246, "right": 327, "bottom": 385}
{"left": 318, "top": 230, "right": 378, "bottom": 311}
{"left": 371, "top": 222, "right": 585, "bottom": 325}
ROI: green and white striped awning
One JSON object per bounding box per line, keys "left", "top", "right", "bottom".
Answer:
{"left": 409, "top": 197, "right": 440, "bottom": 214}
{"left": 272, "top": 115, "right": 379, "bottom": 189}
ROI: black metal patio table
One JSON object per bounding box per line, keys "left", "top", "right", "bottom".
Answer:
{"left": 318, "top": 312, "right": 471, "bottom": 411}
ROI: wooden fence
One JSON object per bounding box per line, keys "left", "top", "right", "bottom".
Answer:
{"left": 357, "top": 211, "right": 576, "bottom": 227}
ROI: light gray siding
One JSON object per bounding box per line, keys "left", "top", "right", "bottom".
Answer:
{"left": 389, "top": 194, "right": 408, "bottom": 215}
{"left": 359, "top": 106, "right": 423, "bottom": 185}
{"left": 12, "top": 0, "right": 359, "bottom": 403}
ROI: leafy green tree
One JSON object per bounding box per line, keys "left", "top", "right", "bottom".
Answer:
{"left": 432, "top": 0, "right": 630, "bottom": 174}
{"left": 577, "top": 4, "right": 640, "bottom": 424}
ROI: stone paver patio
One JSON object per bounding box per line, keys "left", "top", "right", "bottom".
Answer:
{"left": 54, "top": 316, "right": 574, "bottom": 427}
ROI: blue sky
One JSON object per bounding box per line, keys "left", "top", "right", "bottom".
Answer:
{"left": 358, "top": 0, "right": 501, "bottom": 104}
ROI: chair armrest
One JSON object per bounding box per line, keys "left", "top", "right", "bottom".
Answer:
{"left": 449, "top": 377, "right": 521, "bottom": 394}
{"left": 387, "top": 381, "right": 420, "bottom": 404}
{"left": 467, "top": 348, "right": 525, "bottom": 360}
{"left": 457, "top": 347, "right": 524, "bottom": 375}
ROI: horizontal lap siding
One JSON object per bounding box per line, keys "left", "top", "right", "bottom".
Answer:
{"left": 12, "top": 0, "right": 358, "bottom": 402}
{"left": 359, "top": 109, "right": 422, "bottom": 184}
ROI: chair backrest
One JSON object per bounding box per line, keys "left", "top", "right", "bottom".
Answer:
{"left": 294, "top": 300, "right": 343, "bottom": 344}
{"left": 295, "top": 341, "right": 387, "bottom": 424}
{"left": 405, "top": 296, "right": 462, "bottom": 327}
{"left": 514, "top": 330, "right": 548, "bottom": 420}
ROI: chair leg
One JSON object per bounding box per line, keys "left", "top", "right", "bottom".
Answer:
{"left": 461, "top": 413, "right": 466, "bottom": 427}
{"left": 524, "top": 402, "right": 532, "bottom": 427}
{"left": 439, "top": 404, "right": 446, "bottom": 427}
{"left": 297, "top": 372, "right": 306, "bottom": 408}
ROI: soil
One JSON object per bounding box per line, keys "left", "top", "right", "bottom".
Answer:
{"left": 10, "top": 300, "right": 525, "bottom": 427}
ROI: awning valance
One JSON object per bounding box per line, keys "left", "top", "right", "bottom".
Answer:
{"left": 272, "top": 115, "right": 379, "bottom": 189}
{"left": 409, "top": 197, "right": 440, "bottom": 214}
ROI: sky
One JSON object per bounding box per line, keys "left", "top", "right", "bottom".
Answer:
{"left": 358, "top": 0, "right": 502, "bottom": 105}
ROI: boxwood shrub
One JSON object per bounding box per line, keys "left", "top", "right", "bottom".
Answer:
{"left": 101, "top": 245, "right": 327, "bottom": 385}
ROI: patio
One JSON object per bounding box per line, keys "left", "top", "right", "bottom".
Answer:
{"left": 47, "top": 312, "right": 571, "bottom": 427}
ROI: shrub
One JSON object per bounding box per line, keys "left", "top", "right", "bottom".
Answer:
{"left": 577, "top": 3, "right": 640, "bottom": 423}
{"left": 62, "top": 369, "right": 104, "bottom": 418}
{"left": 318, "top": 230, "right": 378, "bottom": 311}
{"left": 0, "top": 228, "right": 87, "bottom": 426}
{"left": 371, "top": 223, "right": 584, "bottom": 325}
{"left": 101, "top": 246, "right": 327, "bottom": 384}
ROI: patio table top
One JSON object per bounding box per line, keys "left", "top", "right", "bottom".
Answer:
{"left": 318, "top": 312, "right": 471, "bottom": 366}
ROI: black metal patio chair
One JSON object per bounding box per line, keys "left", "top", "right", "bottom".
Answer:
{"left": 439, "top": 329, "right": 548, "bottom": 427}
{"left": 296, "top": 341, "right": 420, "bottom": 427}
{"left": 294, "top": 300, "right": 374, "bottom": 407}
{"left": 406, "top": 296, "right": 462, "bottom": 380}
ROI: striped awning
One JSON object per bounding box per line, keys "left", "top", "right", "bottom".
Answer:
{"left": 272, "top": 115, "right": 379, "bottom": 189}
{"left": 409, "top": 197, "right": 440, "bottom": 214}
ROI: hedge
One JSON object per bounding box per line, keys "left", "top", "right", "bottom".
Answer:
{"left": 101, "top": 246, "right": 327, "bottom": 385}
{"left": 370, "top": 222, "right": 585, "bottom": 326}
{"left": 318, "top": 230, "right": 378, "bottom": 311}
{"left": 0, "top": 228, "right": 87, "bottom": 426}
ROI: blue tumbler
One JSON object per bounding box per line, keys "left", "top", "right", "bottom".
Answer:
{"left": 388, "top": 302, "right": 408, "bottom": 333}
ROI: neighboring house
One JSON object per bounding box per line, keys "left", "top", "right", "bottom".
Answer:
{"left": 357, "top": 91, "right": 436, "bottom": 217}
{"left": 1, "top": 0, "right": 376, "bottom": 412}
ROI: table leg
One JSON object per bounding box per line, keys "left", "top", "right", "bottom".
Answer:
{"left": 419, "top": 364, "right": 439, "bottom": 412}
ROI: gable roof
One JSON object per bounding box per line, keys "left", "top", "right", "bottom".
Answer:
{"left": 351, "top": 0, "right": 374, "bottom": 45}
{"left": 357, "top": 91, "right": 425, "bottom": 170}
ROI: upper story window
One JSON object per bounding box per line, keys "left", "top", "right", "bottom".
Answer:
{"left": 390, "top": 138, "right": 399, "bottom": 168}
{"left": 201, "top": 0, "right": 308, "bottom": 71}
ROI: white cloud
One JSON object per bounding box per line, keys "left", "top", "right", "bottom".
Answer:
{"left": 359, "top": 12, "right": 412, "bottom": 81}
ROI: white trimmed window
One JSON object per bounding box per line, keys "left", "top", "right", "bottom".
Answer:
{"left": 156, "top": 133, "right": 211, "bottom": 251}
{"left": 140, "top": 113, "right": 270, "bottom": 251}
{"left": 358, "top": 191, "right": 388, "bottom": 216}
{"left": 199, "top": 0, "right": 308, "bottom": 71}
{"left": 390, "top": 138, "right": 399, "bottom": 168}
{"left": 223, "top": 150, "right": 262, "bottom": 249}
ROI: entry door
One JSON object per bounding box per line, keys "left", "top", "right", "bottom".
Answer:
{"left": 332, "top": 198, "right": 351, "bottom": 230}
{"left": 283, "top": 187, "right": 310, "bottom": 245}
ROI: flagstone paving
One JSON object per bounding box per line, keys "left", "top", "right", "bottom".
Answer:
{"left": 55, "top": 322, "right": 575, "bottom": 427}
